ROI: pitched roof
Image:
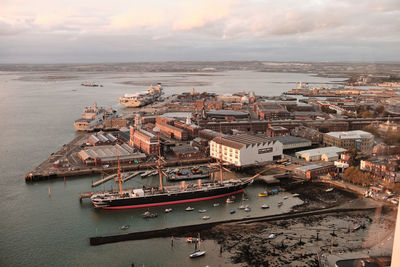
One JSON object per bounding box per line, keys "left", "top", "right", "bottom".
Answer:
{"left": 212, "top": 134, "right": 274, "bottom": 150}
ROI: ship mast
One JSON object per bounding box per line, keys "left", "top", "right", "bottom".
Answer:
{"left": 219, "top": 124, "right": 223, "bottom": 185}
{"left": 116, "top": 146, "right": 123, "bottom": 197}
{"left": 157, "top": 135, "right": 163, "bottom": 191}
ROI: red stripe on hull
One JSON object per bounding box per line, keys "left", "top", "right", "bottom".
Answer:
{"left": 102, "top": 189, "right": 244, "bottom": 210}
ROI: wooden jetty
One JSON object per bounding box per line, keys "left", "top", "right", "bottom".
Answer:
{"left": 91, "top": 174, "right": 117, "bottom": 187}
{"left": 122, "top": 171, "right": 143, "bottom": 183}
{"left": 79, "top": 192, "right": 92, "bottom": 202}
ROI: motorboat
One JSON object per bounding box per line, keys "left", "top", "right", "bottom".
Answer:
{"left": 261, "top": 204, "right": 269, "bottom": 209}
{"left": 230, "top": 210, "right": 236, "bottom": 214}
{"left": 213, "top": 203, "right": 220, "bottom": 207}
{"left": 142, "top": 211, "right": 158, "bottom": 218}
{"left": 198, "top": 209, "right": 207, "bottom": 213}
{"left": 202, "top": 216, "right": 210, "bottom": 220}
{"left": 185, "top": 206, "right": 195, "bottom": 211}
{"left": 165, "top": 208, "right": 172, "bottom": 213}
{"left": 283, "top": 196, "right": 288, "bottom": 200}
{"left": 226, "top": 198, "right": 234, "bottom": 204}
{"left": 244, "top": 206, "right": 251, "bottom": 212}
{"left": 120, "top": 225, "right": 129, "bottom": 230}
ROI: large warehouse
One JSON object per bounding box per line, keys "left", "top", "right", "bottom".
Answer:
{"left": 295, "top": 146, "right": 347, "bottom": 162}
{"left": 78, "top": 144, "right": 146, "bottom": 166}
{"left": 210, "top": 134, "right": 283, "bottom": 167}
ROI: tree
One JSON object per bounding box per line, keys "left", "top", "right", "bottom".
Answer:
{"left": 384, "top": 131, "right": 400, "bottom": 145}
{"left": 342, "top": 166, "right": 373, "bottom": 186}
{"left": 363, "top": 125, "right": 380, "bottom": 138}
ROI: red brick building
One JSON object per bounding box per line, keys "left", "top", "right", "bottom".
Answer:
{"left": 129, "top": 126, "right": 159, "bottom": 155}
{"left": 266, "top": 125, "right": 290, "bottom": 137}
{"left": 156, "top": 122, "right": 188, "bottom": 141}
{"left": 253, "top": 102, "right": 291, "bottom": 120}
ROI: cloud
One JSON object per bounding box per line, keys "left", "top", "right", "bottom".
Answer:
{"left": 0, "top": 16, "right": 32, "bottom": 35}
{"left": 172, "top": 0, "right": 235, "bottom": 31}
{"left": 110, "top": 6, "right": 163, "bottom": 30}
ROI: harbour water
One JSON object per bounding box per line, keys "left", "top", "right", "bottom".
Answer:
{"left": 0, "top": 68, "right": 344, "bottom": 266}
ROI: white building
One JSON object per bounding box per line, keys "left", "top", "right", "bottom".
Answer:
{"left": 323, "top": 130, "right": 374, "bottom": 155}
{"left": 295, "top": 147, "right": 347, "bottom": 162}
{"left": 210, "top": 134, "right": 283, "bottom": 167}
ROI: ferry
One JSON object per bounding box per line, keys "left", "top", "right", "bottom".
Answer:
{"left": 119, "top": 83, "right": 163, "bottom": 108}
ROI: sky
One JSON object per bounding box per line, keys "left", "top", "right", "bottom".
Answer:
{"left": 0, "top": 0, "right": 399, "bottom": 63}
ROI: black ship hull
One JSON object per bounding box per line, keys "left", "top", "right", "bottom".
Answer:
{"left": 94, "top": 181, "right": 250, "bottom": 210}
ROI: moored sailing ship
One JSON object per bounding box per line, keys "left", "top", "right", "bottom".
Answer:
{"left": 90, "top": 137, "right": 258, "bottom": 209}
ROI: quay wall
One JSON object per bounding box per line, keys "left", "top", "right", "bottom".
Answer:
{"left": 25, "top": 157, "right": 213, "bottom": 182}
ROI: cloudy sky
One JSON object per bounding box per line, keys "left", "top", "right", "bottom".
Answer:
{"left": 1, "top": 0, "right": 399, "bottom": 63}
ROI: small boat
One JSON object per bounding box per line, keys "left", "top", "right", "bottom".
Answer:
{"left": 198, "top": 209, "right": 207, "bottom": 213}
{"left": 261, "top": 204, "right": 270, "bottom": 209}
{"left": 283, "top": 196, "right": 288, "bottom": 200}
{"left": 165, "top": 208, "right": 173, "bottom": 213}
{"left": 186, "top": 237, "right": 199, "bottom": 243}
{"left": 120, "top": 225, "right": 129, "bottom": 230}
{"left": 213, "top": 203, "right": 220, "bottom": 207}
{"left": 189, "top": 251, "right": 206, "bottom": 258}
{"left": 326, "top": 188, "right": 334, "bottom": 192}
{"left": 292, "top": 193, "right": 300, "bottom": 197}
{"left": 267, "top": 234, "right": 276, "bottom": 239}
{"left": 244, "top": 206, "right": 251, "bottom": 212}
{"left": 226, "top": 198, "right": 234, "bottom": 204}
{"left": 142, "top": 211, "right": 158, "bottom": 218}
{"left": 202, "top": 216, "right": 210, "bottom": 220}
{"left": 258, "top": 192, "right": 268, "bottom": 197}
{"left": 239, "top": 204, "right": 246, "bottom": 209}
{"left": 278, "top": 202, "right": 283, "bottom": 207}
{"left": 189, "top": 233, "right": 206, "bottom": 258}
{"left": 230, "top": 210, "right": 236, "bottom": 214}
{"left": 185, "top": 206, "right": 195, "bottom": 211}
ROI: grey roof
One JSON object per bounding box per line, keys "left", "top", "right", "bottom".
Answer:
{"left": 212, "top": 134, "right": 276, "bottom": 150}
{"left": 106, "top": 134, "right": 117, "bottom": 142}
{"left": 325, "top": 130, "right": 373, "bottom": 139}
{"left": 295, "top": 164, "right": 323, "bottom": 172}
{"left": 270, "top": 135, "right": 311, "bottom": 145}
{"left": 171, "top": 146, "right": 199, "bottom": 154}
{"left": 296, "top": 147, "right": 347, "bottom": 157}
{"left": 206, "top": 110, "right": 248, "bottom": 116}
{"left": 79, "top": 144, "right": 145, "bottom": 161}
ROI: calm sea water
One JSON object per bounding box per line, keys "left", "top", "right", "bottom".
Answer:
{"left": 0, "top": 69, "right": 343, "bottom": 266}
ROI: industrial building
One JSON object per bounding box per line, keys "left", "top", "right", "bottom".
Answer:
{"left": 270, "top": 135, "right": 312, "bottom": 151}
{"left": 78, "top": 144, "right": 146, "bottom": 166}
{"left": 294, "top": 164, "right": 337, "bottom": 180}
{"left": 266, "top": 126, "right": 290, "bottom": 137}
{"left": 295, "top": 147, "right": 347, "bottom": 162}
{"left": 252, "top": 102, "right": 291, "bottom": 120}
{"left": 155, "top": 121, "right": 188, "bottom": 141}
{"left": 129, "top": 126, "right": 159, "bottom": 155}
{"left": 88, "top": 132, "right": 118, "bottom": 146}
{"left": 171, "top": 145, "right": 202, "bottom": 159}
{"left": 323, "top": 130, "right": 374, "bottom": 155}
{"left": 210, "top": 134, "right": 283, "bottom": 167}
